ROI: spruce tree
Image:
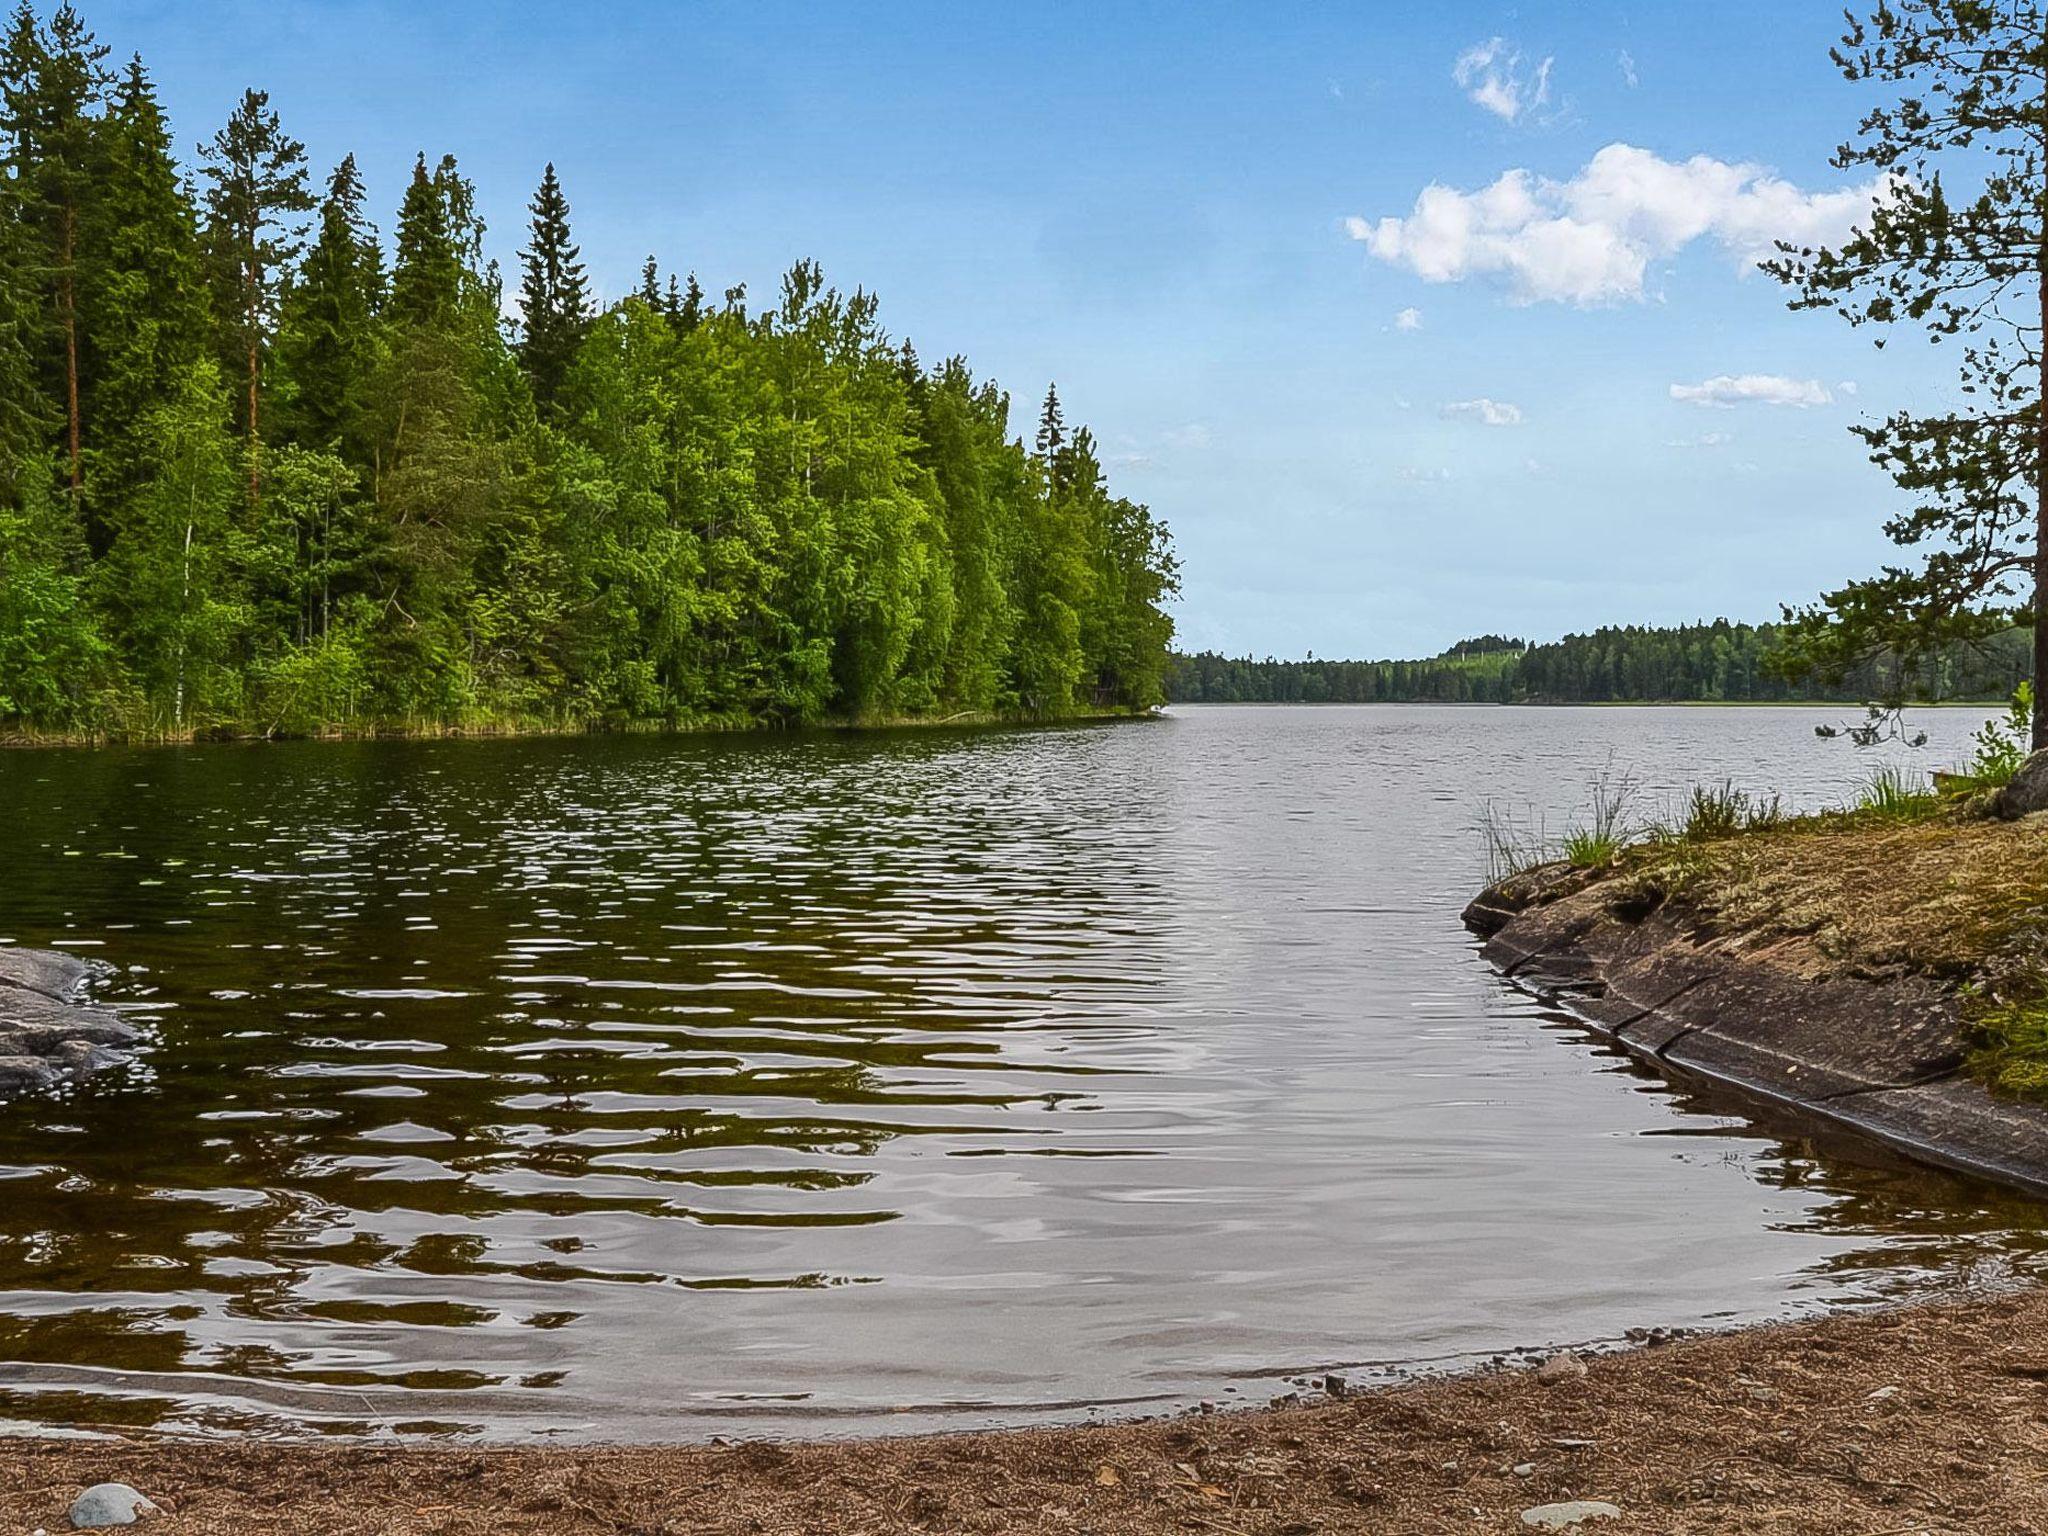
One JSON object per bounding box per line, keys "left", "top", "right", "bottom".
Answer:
{"left": 198, "top": 86, "right": 313, "bottom": 505}
{"left": 636, "top": 255, "right": 660, "bottom": 307}
{"left": 388, "top": 154, "right": 459, "bottom": 327}
{"left": 515, "top": 162, "right": 590, "bottom": 416}
{"left": 84, "top": 55, "right": 206, "bottom": 510}
{"left": 0, "top": 1, "right": 109, "bottom": 508}
{"left": 275, "top": 154, "right": 382, "bottom": 462}
{"left": 1035, "top": 383, "right": 1064, "bottom": 458}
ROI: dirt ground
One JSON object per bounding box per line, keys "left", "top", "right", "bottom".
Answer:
{"left": 4, "top": 1288, "right": 2047, "bottom": 1535}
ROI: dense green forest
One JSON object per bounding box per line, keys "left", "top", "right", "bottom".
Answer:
{"left": 1170, "top": 620, "right": 2032, "bottom": 705}
{"left": 0, "top": 5, "right": 1178, "bottom": 739}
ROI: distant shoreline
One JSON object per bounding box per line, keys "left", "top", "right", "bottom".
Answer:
{"left": 1164, "top": 698, "right": 2004, "bottom": 709}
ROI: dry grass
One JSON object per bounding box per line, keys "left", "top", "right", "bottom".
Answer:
{"left": 1603, "top": 808, "right": 2048, "bottom": 979}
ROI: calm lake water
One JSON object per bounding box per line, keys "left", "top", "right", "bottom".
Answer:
{"left": 0, "top": 702, "right": 2038, "bottom": 1442}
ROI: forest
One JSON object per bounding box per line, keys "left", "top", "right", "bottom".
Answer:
{"left": 0, "top": 5, "right": 1179, "bottom": 739}
{"left": 1170, "top": 620, "right": 2033, "bottom": 705}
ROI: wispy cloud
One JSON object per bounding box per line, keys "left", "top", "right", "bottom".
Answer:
{"left": 1667, "top": 431, "right": 1733, "bottom": 448}
{"left": 1393, "top": 306, "right": 1423, "bottom": 332}
{"left": 1670, "top": 374, "right": 1831, "bottom": 409}
{"left": 1618, "top": 49, "right": 1639, "bottom": 89}
{"left": 1349, "top": 143, "right": 1894, "bottom": 307}
{"left": 1399, "top": 465, "right": 1453, "bottom": 483}
{"left": 1440, "top": 397, "right": 1524, "bottom": 427}
{"left": 1453, "top": 37, "right": 1553, "bottom": 123}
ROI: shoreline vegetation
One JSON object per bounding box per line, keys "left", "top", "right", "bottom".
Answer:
{"left": 0, "top": 7, "right": 1179, "bottom": 745}
{"left": 0, "top": 703, "right": 1159, "bottom": 750}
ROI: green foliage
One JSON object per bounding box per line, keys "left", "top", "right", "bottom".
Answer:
{"left": 1970, "top": 683, "right": 2034, "bottom": 788}
{"left": 1674, "top": 782, "right": 1784, "bottom": 843}
{"left": 1853, "top": 765, "right": 1941, "bottom": 823}
{"left": 1967, "top": 985, "right": 2048, "bottom": 1100}
{"left": 1765, "top": 1, "right": 2048, "bottom": 743}
{"left": 0, "top": 7, "right": 1177, "bottom": 739}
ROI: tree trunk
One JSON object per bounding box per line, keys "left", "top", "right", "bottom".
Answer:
{"left": 246, "top": 315, "right": 261, "bottom": 508}
{"left": 62, "top": 208, "right": 79, "bottom": 500}
{"left": 2037, "top": 244, "right": 2048, "bottom": 750}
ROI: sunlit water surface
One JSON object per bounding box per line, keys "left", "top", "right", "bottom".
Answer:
{"left": 0, "top": 703, "right": 2037, "bottom": 1442}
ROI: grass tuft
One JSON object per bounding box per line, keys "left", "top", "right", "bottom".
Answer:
{"left": 1853, "top": 764, "right": 1941, "bottom": 823}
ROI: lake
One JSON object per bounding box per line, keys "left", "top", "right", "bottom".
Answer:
{"left": 0, "top": 702, "right": 2038, "bottom": 1442}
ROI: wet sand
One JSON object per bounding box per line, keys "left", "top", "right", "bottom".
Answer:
{"left": 3, "top": 1285, "right": 2044, "bottom": 1534}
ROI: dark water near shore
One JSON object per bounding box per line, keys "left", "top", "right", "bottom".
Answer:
{"left": 0, "top": 702, "right": 2039, "bottom": 1442}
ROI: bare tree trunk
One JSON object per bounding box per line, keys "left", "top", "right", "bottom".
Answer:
{"left": 2037, "top": 249, "right": 2048, "bottom": 750}
{"left": 246, "top": 320, "right": 261, "bottom": 508}
{"left": 62, "top": 208, "right": 79, "bottom": 500}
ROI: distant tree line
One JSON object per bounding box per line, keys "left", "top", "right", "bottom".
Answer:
{"left": 1169, "top": 620, "right": 2032, "bottom": 705}
{"left": 0, "top": 4, "right": 1178, "bottom": 739}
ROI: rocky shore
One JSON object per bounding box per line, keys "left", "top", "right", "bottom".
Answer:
{"left": 1463, "top": 844, "right": 2048, "bottom": 1196}
{"left": 0, "top": 948, "right": 137, "bottom": 1097}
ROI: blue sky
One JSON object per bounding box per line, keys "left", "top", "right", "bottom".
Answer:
{"left": 101, "top": 1, "right": 1942, "bottom": 659}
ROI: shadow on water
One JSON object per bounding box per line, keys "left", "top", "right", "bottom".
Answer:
{"left": 0, "top": 705, "right": 2041, "bottom": 1440}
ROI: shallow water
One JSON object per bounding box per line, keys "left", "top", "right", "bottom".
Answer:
{"left": 0, "top": 703, "right": 2039, "bottom": 1442}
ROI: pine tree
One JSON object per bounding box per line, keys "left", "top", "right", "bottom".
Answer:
{"left": 0, "top": 1, "right": 109, "bottom": 508}
{"left": 1767, "top": 1, "right": 2048, "bottom": 743}
{"left": 636, "top": 255, "right": 660, "bottom": 307}
{"left": 198, "top": 86, "right": 313, "bottom": 506}
{"left": 515, "top": 162, "right": 591, "bottom": 416}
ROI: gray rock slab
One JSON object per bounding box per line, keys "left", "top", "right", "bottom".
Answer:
{"left": 0, "top": 948, "right": 90, "bottom": 1004}
{"left": 1658, "top": 966, "right": 1961, "bottom": 1100}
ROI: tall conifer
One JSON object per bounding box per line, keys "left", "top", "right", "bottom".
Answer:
{"left": 515, "top": 162, "right": 590, "bottom": 416}
{"left": 197, "top": 86, "right": 313, "bottom": 505}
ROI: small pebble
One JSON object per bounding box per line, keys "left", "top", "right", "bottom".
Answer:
{"left": 1512, "top": 1461, "right": 1536, "bottom": 1478}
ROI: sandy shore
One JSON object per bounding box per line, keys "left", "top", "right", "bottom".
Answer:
{"left": 3, "top": 1286, "right": 2045, "bottom": 1534}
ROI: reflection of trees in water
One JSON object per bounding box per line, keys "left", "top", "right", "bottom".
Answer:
{"left": 0, "top": 731, "right": 1175, "bottom": 1396}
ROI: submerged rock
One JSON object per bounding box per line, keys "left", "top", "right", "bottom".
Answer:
{"left": 67, "top": 1483, "right": 157, "bottom": 1528}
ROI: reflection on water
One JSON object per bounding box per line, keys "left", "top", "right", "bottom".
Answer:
{"left": 0, "top": 703, "right": 2036, "bottom": 1441}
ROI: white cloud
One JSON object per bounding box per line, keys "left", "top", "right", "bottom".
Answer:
{"left": 1162, "top": 423, "right": 1211, "bottom": 450}
{"left": 1399, "top": 465, "right": 1452, "bottom": 483}
{"left": 1669, "top": 374, "right": 1832, "bottom": 409}
{"left": 1618, "top": 50, "right": 1638, "bottom": 89}
{"left": 1453, "top": 38, "right": 1554, "bottom": 123}
{"left": 1350, "top": 143, "right": 1895, "bottom": 306}
{"left": 1393, "top": 306, "right": 1423, "bottom": 332}
{"left": 1441, "top": 397, "right": 1525, "bottom": 427}
{"left": 1668, "top": 431, "right": 1733, "bottom": 448}
{"left": 1837, "top": 379, "right": 1859, "bottom": 396}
